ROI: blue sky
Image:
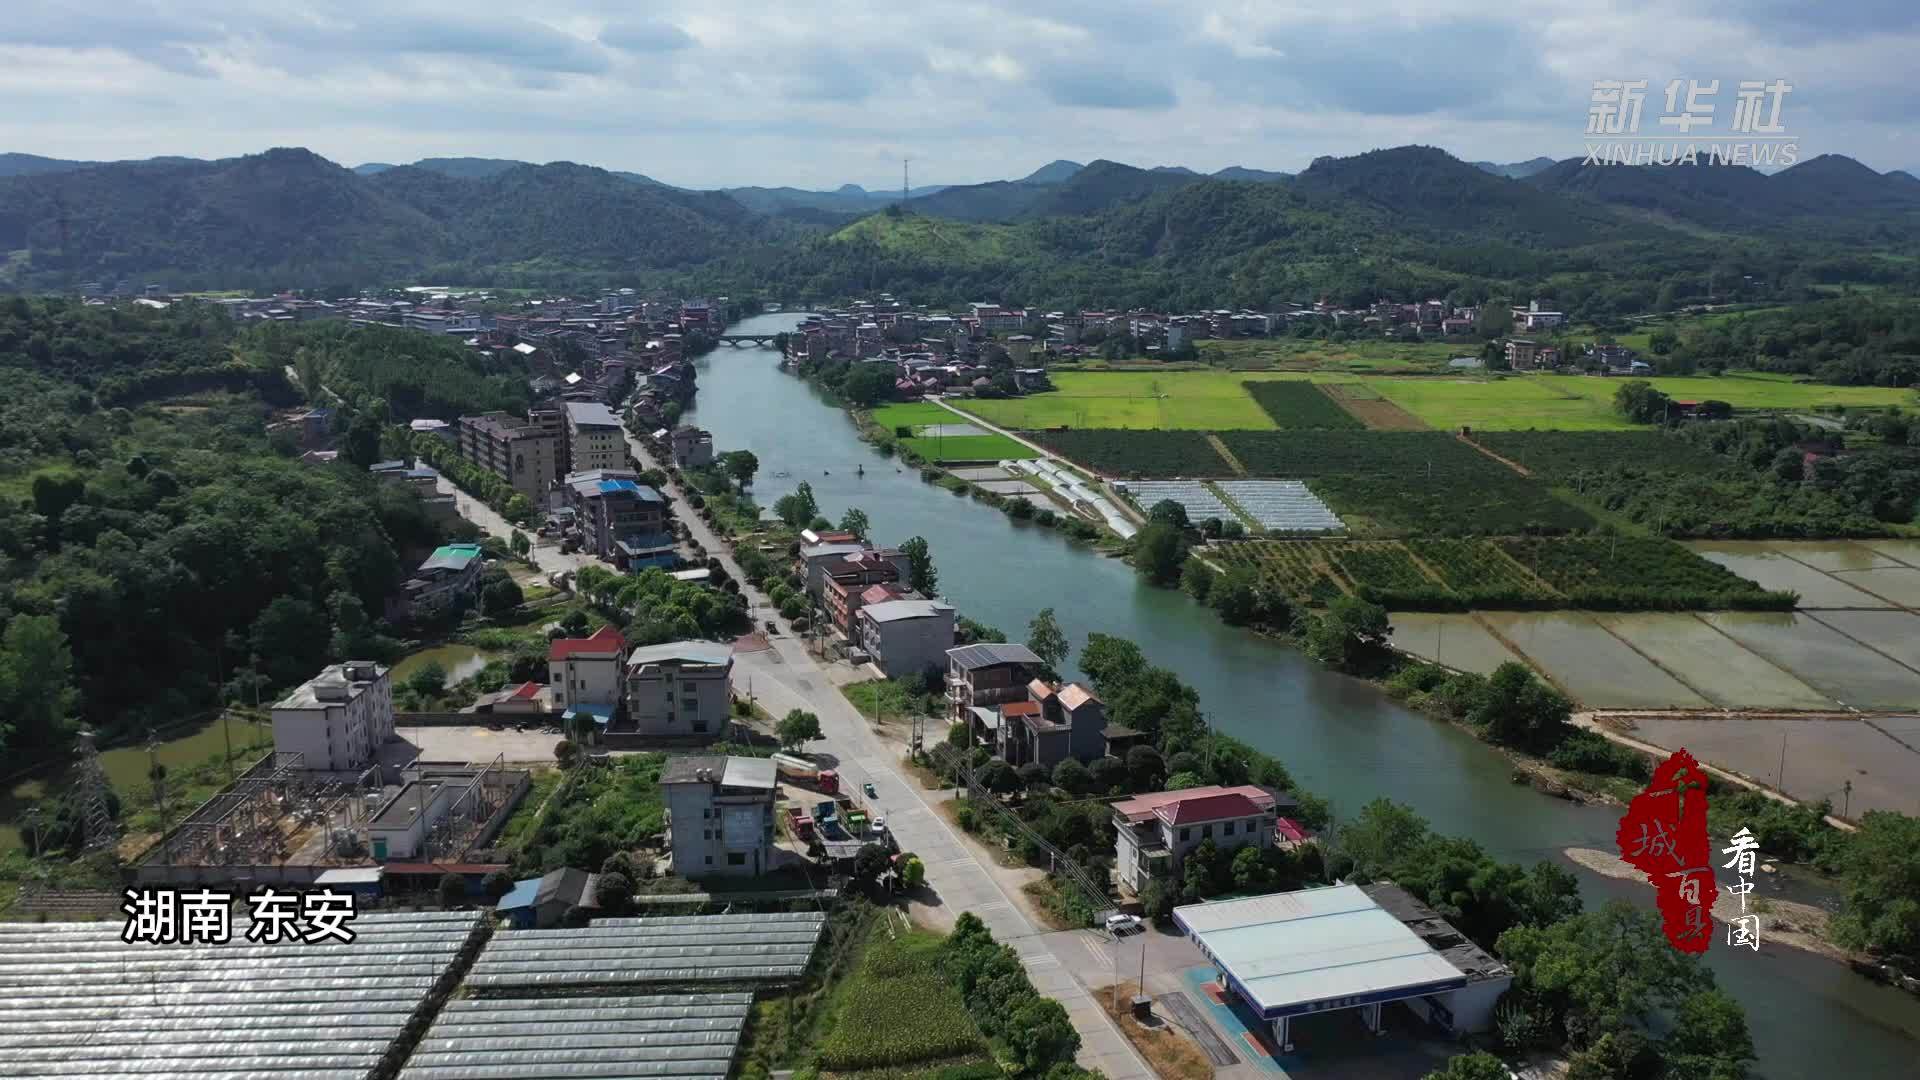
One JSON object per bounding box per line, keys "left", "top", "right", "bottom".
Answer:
{"left": 3, "top": 0, "right": 1917, "bottom": 188}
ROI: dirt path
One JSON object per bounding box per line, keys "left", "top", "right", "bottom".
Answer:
{"left": 1564, "top": 847, "right": 1853, "bottom": 964}
{"left": 1455, "top": 432, "right": 1532, "bottom": 476}
{"left": 1202, "top": 434, "right": 1247, "bottom": 476}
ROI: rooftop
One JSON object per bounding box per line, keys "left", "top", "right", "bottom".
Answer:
{"left": 862, "top": 598, "right": 954, "bottom": 624}
{"left": 273, "top": 661, "right": 389, "bottom": 711}
{"left": 564, "top": 400, "right": 622, "bottom": 428}
{"left": 420, "top": 543, "right": 483, "bottom": 574}
{"left": 549, "top": 624, "right": 626, "bottom": 661}
{"left": 1112, "top": 784, "right": 1279, "bottom": 826}
{"left": 1173, "top": 884, "right": 1471, "bottom": 1018}
{"left": 1058, "top": 683, "right": 1101, "bottom": 711}
{"left": 661, "top": 755, "right": 777, "bottom": 790}
{"left": 626, "top": 640, "right": 733, "bottom": 669}
{"left": 947, "top": 642, "right": 1042, "bottom": 670}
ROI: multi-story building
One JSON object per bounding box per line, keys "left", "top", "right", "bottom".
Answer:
{"left": 821, "top": 554, "right": 904, "bottom": 642}
{"left": 947, "top": 642, "right": 1043, "bottom": 730}
{"left": 662, "top": 755, "right": 776, "bottom": 877}
{"left": 458, "top": 412, "right": 562, "bottom": 503}
{"left": 1510, "top": 300, "right": 1566, "bottom": 332}
{"left": 559, "top": 470, "right": 668, "bottom": 562}
{"left": 669, "top": 426, "right": 715, "bottom": 468}
{"left": 994, "top": 681, "right": 1107, "bottom": 769}
{"left": 626, "top": 641, "right": 734, "bottom": 739}
{"left": 563, "top": 401, "right": 626, "bottom": 473}
{"left": 548, "top": 624, "right": 627, "bottom": 724}
{"left": 392, "top": 543, "right": 484, "bottom": 622}
{"left": 855, "top": 598, "right": 956, "bottom": 679}
{"left": 271, "top": 661, "right": 395, "bottom": 772}
{"left": 1112, "top": 784, "right": 1286, "bottom": 893}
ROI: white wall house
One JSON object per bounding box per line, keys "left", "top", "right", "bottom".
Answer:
{"left": 271, "top": 661, "right": 394, "bottom": 772}
{"left": 857, "top": 599, "right": 957, "bottom": 680}
{"left": 626, "top": 641, "right": 734, "bottom": 739}
{"left": 663, "top": 756, "right": 776, "bottom": 877}
{"left": 548, "top": 625, "right": 627, "bottom": 715}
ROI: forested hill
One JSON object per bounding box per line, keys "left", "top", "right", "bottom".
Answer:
{"left": 0, "top": 148, "right": 765, "bottom": 291}
{"left": 1528, "top": 153, "right": 1920, "bottom": 232}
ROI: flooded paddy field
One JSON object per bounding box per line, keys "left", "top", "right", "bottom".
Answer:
{"left": 1592, "top": 612, "right": 1837, "bottom": 710}
{"left": 1689, "top": 541, "right": 1894, "bottom": 608}
{"left": 1611, "top": 711, "right": 1920, "bottom": 817}
{"left": 1388, "top": 612, "right": 1524, "bottom": 675}
{"left": 1700, "top": 611, "right": 1920, "bottom": 710}
{"left": 1812, "top": 610, "right": 1920, "bottom": 669}
{"left": 1479, "top": 611, "right": 1713, "bottom": 709}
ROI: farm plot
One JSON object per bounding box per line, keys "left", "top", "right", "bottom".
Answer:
{"left": 1470, "top": 431, "right": 1731, "bottom": 480}
{"left": 1499, "top": 537, "right": 1796, "bottom": 610}
{"left": 816, "top": 930, "right": 987, "bottom": 1071}
{"left": 1321, "top": 382, "right": 1428, "bottom": 430}
{"left": 1030, "top": 430, "right": 1231, "bottom": 477}
{"left": 1125, "top": 480, "right": 1236, "bottom": 523}
{"left": 1405, "top": 539, "right": 1560, "bottom": 607}
{"left": 1210, "top": 541, "right": 1349, "bottom": 605}
{"left": 1242, "top": 380, "right": 1363, "bottom": 429}
{"left": 1215, "top": 480, "right": 1344, "bottom": 533}
{"left": 1325, "top": 542, "right": 1455, "bottom": 609}
{"left": 902, "top": 433, "right": 1038, "bottom": 463}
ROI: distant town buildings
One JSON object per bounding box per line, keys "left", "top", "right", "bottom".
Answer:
{"left": 459, "top": 412, "right": 562, "bottom": 503}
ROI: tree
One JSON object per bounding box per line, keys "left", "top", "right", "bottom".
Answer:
{"left": 1302, "top": 596, "right": 1392, "bottom": 673}
{"left": 1052, "top": 758, "right": 1091, "bottom": 794}
{"left": 841, "top": 363, "right": 896, "bottom": 407}
{"left": 777, "top": 709, "right": 824, "bottom": 751}
{"left": 481, "top": 869, "right": 515, "bottom": 902}
{"left": 773, "top": 481, "right": 819, "bottom": 528}
{"left": 1831, "top": 810, "right": 1920, "bottom": 957}
{"left": 852, "top": 843, "right": 892, "bottom": 886}
{"left": 1146, "top": 499, "right": 1189, "bottom": 529}
{"left": 482, "top": 577, "right": 524, "bottom": 616}
{"left": 980, "top": 758, "right": 1020, "bottom": 794}
{"left": 1125, "top": 745, "right": 1165, "bottom": 789}
{"left": 1181, "top": 557, "right": 1216, "bottom": 601}
{"left": 1470, "top": 662, "right": 1573, "bottom": 752}
{"left": 502, "top": 493, "right": 533, "bottom": 523}
{"left": 406, "top": 659, "right": 448, "bottom": 699}
{"left": 1165, "top": 770, "right": 1203, "bottom": 790}
{"left": 1004, "top": 997, "right": 1080, "bottom": 1073}
{"left": 1422, "top": 1052, "right": 1510, "bottom": 1080}
{"left": 1661, "top": 988, "right": 1756, "bottom": 1080}
{"left": 554, "top": 738, "right": 579, "bottom": 768}
{"left": 595, "top": 871, "right": 634, "bottom": 914}
{"left": 1231, "top": 846, "right": 1272, "bottom": 892}
{"left": 509, "top": 529, "right": 531, "bottom": 556}
{"left": 1495, "top": 902, "right": 1715, "bottom": 1052}
{"left": 839, "top": 507, "right": 870, "bottom": 539}
{"left": 0, "top": 615, "right": 77, "bottom": 753}
{"left": 437, "top": 872, "right": 468, "bottom": 908}
{"left": 343, "top": 410, "right": 383, "bottom": 468}
{"left": 900, "top": 853, "right": 926, "bottom": 888}
{"left": 1027, "top": 607, "right": 1069, "bottom": 673}
{"left": 1140, "top": 878, "right": 1177, "bottom": 923}
{"left": 1337, "top": 799, "right": 1432, "bottom": 879}
{"left": 1132, "top": 523, "right": 1187, "bottom": 586}
{"left": 1209, "top": 566, "right": 1263, "bottom": 624}
{"left": 1613, "top": 379, "right": 1676, "bottom": 425}
{"left": 722, "top": 449, "right": 759, "bottom": 490}
{"left": 901, "top": 535, "right": 938, "bottom": 595}
{"left": 251, "top": 596, "right": 330, "bottom": 689}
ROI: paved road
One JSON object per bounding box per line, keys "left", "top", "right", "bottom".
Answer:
{"left": 624, "top": 426, "right": 1151, "bottom": 1079}
{"left": 429, "top": 468, "right": 594, "bottom": 579}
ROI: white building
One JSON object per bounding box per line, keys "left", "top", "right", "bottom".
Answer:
{"left": 271, "top": 661, "right": 394, "bottom": 772}
{"left": 1175, "top": 884, "right": 1512, "bottom": 1052}
{"left": 856, "top": 599, "right": 957, "bottom": 680}
{"left": 548, "top": 625, "right": 627, "bottom": 725}
{"left": 663, "top": 755, "right": 776, "bottom": 877}
{"left": 1110, "top": 784, "right": 1283, "bottom": 893}
{"left": 626, "top": 641, "right": 734, "bottom": 739}
{"left": 1510, "top": 299, "right": 1566, "bottom": 332}
{"left": 563, "top": 400, "right": 626, "bottom": 473}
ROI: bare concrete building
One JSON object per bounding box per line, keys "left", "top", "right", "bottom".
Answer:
{"left": 625, "top": 641, "right": 734, "bottom": 739}
{"left": 663, "top": 755, "right": 776, "bottom": 877}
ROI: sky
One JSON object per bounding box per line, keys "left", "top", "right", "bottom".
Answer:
{"left": 4, "top": 0, "right": 1919, "bottom": 190}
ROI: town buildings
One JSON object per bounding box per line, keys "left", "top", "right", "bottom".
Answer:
{"left": 548, "top": 625, "right": 627, "bottom": 727}
{"left": 563, "top": 401, "right": 626, "bottom": 473}
{"left": 662, "top": 755, "right": 777, "bottom": 877}
{"left": 270, "top": 661, "right": 395, "bottom": 772}
{"left": 854, "top": 598, "right": 956, "bottom": 678}
{"left": 458, "top": 412, "right": 562, "bottom": 503}
{"left": 946, "top": 643, "right": 1043, "bottom": 726}
{"left": 820, "top": 553, "right": 905, "bottom": 641}
{"left": 625, "top": 641, "right": 734, "bottom": 739}
{"left": 1511, "top": 299, "right": 1567, "bottom": 332}
{"left": 495, "top": 867, "right": 599, "bottom": 929}
{"left": 557, "top": 470, "right": 668, "bottom": 564}
{"left": 391, "top": 543, "right": 485, "bottom": 622}
{"left": 1111, "top": 784, "right": 1287, "bottom": 893}
{"left": 669, "top": 426, "right": 715, "bottom": 468}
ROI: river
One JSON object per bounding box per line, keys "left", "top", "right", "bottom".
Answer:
{"left": 687, "top": 313, "right": 1920, "bottom": 1078}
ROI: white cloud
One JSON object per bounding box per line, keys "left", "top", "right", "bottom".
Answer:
{"left": 0, "top": 0, "right": 1914, "bottom": 188}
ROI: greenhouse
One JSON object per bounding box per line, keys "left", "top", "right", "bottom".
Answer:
{"left": 463, "top": 911, "right": 826, "bottom": 993}
{"left": 397, "top": 993, "right": 753, "bottom": 1080}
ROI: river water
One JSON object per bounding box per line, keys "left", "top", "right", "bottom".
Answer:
{"left": 688, "top": 313, "right": 1920, "bottom": 1078}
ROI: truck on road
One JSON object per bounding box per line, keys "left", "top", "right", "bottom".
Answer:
{"left": 773, "top": 753, "right": 841, "bottom": 795}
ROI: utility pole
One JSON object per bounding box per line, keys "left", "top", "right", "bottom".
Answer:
{"left": 1777, "top": 731, "right": 1788, "bottom": 791}
{"left": 1842, "top": 779, "right": 1853, "bottom": 819}
{"left": 902, "top": 158, "right": 911, "bottom": 206}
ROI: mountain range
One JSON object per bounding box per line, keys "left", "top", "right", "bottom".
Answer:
{"left": 1, "top": 144, "right": 1916, "bottom": 305}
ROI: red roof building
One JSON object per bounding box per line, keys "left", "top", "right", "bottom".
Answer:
{"left": 1111, "top": 784, "right": 1295, "bottom": 894}
{"left": 548, "top": 624, "right": 625, "bottom": 662}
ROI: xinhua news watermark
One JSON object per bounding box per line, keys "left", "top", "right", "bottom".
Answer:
{"left": 1585, "top": 79, "right": 1797, "bottom": 167}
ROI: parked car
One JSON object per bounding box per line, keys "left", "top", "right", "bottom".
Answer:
{"left": 1105, "top": 913, "right": 1143, "bottom": 936}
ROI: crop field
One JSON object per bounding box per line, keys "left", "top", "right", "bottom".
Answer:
{"left": 871, "top": 402, "right": 959, "bottom": 429}
{"left": 958, "top": 370, "right": 1293, "bottom": 430}
{"left": 901, "top": 433, "right": 1037, "bottom": 463}
{"left": 1321, "top": 382, "right": 1427, "bottom": 429}
{"left": 1209, "top": 536, "right": 1785, "bottom": 611}
{"left": 1469, "top": 430, "right": 1731, "bottom": 480}
{"left": 1030, "top": 430, "right": 1229, "bottom": 477}
{"left": 1242, "top": 380, "right": 1363, "bottom": 429}
{"left": 816, "top": 930, "right": 987, "bottom": 1071}
{"left": 1196, "top": 337, "right": 1463, "bottom": 372}
{"left": 1210, "top": 541, "right": 1349, "bottom": 605}
{"left": 1405, "top": 539, "right": 1560, "bottom": 606}
{"left": 1215, "top": 431, "right": 1594, "bottom": 536}
{"left": 1365, "top": 377, "right": 1631, "bottom": 431}
{"left": 1535, "top": 372, "right": 1918, "bottom": 413}
{"left": 1498, "top": 536, "right": 1795, "bottom": 610}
